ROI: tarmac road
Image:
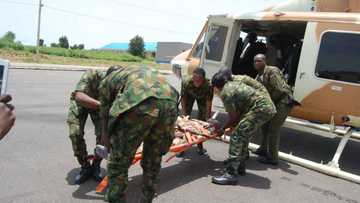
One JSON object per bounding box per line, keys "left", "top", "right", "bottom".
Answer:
{"left": 0, "top": 68, "right": 360, "bottom": 203}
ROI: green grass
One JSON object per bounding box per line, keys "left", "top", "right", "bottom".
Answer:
{"left": 0, "top": 40, "right": 171, "bottom": 69}
{"left": 24, "top": 46, "right": 148, "bottom": 62}
{"left": 0, "top": 39, "right": 155, "bottom": 62}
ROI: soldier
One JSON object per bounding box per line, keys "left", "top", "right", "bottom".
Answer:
{"left": 180, "top": 68, "right": 213, "bottom": 155}
{"left": 209, "top": 70, "right": 276, "bottom": 185}
{"left": 253, "top": 54, "right": 294, "bottom": 165}
{"left": 67, "top": 66, "right": 118, "bottom": 184}
{"left": 217, "top": 69, "right": 270, "bottom": 160}
{"left": 99, "top": 66, "right": 179, "bottom": 203}
{"left": 228, "top": 69, "right": 271, "bottom": 159}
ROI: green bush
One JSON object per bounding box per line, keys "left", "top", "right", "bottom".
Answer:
{"left": 10, "top": 42, "right": 24, "bottom": 50}
{"left": 50, "top": 43, "right": 58, "bottom": 48}
{"left": 0, "top": 39, "right": 24, "bottom": 50}
{"left": 0, "top": 39, "right": 10, "bottom": 49}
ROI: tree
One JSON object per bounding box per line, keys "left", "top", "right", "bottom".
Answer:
{"left": 70, "top": 44, "right": 85, "bottom": 50}
{"left": 78, "top": 44, "right": 84, "bottom": 50}
{"left": 2, "top": 31, "right": 15, "bottom": 42}
{"left": 70, "top": 44, "right": 78, "bottom": 50}
{"left": 129, "top": 35, "right": 145, "bottom": 58}
{"left": 58, "top": 36, "right": 69, "bottom": 49}
{"left": 50, "top": 43, "right": 58, "bottom": 48}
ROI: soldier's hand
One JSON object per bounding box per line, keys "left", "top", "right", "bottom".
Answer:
{"left": 205, "top": 118, "right": 223, "bottom": 135}
{"left": 0, "top": 94, "right": 12, "bottom": 104}
{"left": 211, "top": 127, "right": 224, "bottom": 137}
{"left": 0, "top": 102, "right": 15, "bottom": 140}
{"left": 206, "top": 118, "right": 220, "bottom": 126}
{"left": 224, "top": 128, "right": 234, "bottom": 135}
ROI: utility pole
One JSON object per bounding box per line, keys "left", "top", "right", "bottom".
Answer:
{"left": 36, "top": 0, "right": 43, "bottom": 56}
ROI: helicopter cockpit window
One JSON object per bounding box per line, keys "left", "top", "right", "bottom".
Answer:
{"left": 192, "top": 33, "right": 205, "bottom": 58}
{"left": 205, "top": 25, "right": 228, "bottom": 61}
{"left": 315, "top": 31, "right": 360, "bottom": 84}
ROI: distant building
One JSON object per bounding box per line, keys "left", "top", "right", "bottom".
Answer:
{"left": 156, "top": 42, "right": 192, "bottom": 64}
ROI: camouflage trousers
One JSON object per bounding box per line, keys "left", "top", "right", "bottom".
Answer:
{"left": 183, "top": 96, "right": 208, "bottom": 150}
{"left": 257, "top": 101, "right": 292, "bottom": 162}
{"left": 106, "top": 97, "right": 178, "bottom": 203}
{"left": 227, "top": 98, "right": 276, "bottom": 175}
{"left": 67, "top": 103, "right": 101, "bottom": 168}
{"left": 183, "top": 96, "right": 208, "bottom": 121}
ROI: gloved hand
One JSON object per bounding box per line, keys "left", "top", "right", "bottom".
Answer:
{"left": 205, "top": 118, "right": 223, "bottom": 135}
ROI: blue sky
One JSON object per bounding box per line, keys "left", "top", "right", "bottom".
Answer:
{"left": 0, "top": 0, "right": 284, "bottom": 49}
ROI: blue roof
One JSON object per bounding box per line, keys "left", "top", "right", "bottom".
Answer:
{"left": 101, "top": 42, "right": 157, "bottom": 51}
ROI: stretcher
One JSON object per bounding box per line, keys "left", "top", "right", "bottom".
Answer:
{"left": 95, "top": 116, "right": 218, "bottom": 193}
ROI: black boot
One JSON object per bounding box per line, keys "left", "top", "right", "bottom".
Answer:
{"left": 212, "top": 172, "right": 238, "bottom": 185}
{"left": 75, "top": 166, "right": 93, "bottom": 184}
{"left": 197, "top": 144, "right": 207, "bottom": 156}
{"left": 92, "top": 159, "right": 104, "bottom": 182}
{"left": 237, "top": 162, "right": 246, "bottom": 176}
{"left": 253, "top": 148, "right": 267, "bottom": 157}
{"left": 245, "top": 151, "right": 250, "bottom": 160}
{"left": 258, "top": 157, "right": 278, "bottom": 165}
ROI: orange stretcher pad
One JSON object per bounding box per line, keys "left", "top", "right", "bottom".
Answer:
{"left": 96, "top": 116, "right": 217, "bottom": 193}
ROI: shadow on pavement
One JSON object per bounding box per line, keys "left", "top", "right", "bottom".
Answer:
{"left": 237, "top": 172, "right": 271, "bottom": 189}
{"left": 125, "top": 148, "right": 271, "bottom": 201}
{"left": 246, "top": 156, "right": 299, "bottom": 176}
{"left": 66, "top": 167, "right": 105, "bottom": 200}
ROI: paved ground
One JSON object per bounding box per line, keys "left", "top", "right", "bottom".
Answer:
{"left": 1, "top": 68, "right": 360, "bottom": 203}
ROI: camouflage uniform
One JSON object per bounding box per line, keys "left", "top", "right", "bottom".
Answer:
{"left": 255, "top": 66, "right": 293, "bottom": 162}
{"left": 67, "top": 69, "right": 105, "bottom": 168}
{"left": 232, "top": 75, "right": 270, "bottom": 156}
{"left": 220, "top": 81, "right": 276, "bottom": 174}
{"left": 181, "top": 76, "right": 213, "bottom": 121}
{"left": 99, "top": 66, "right": 179, "bottom": 203}
{"left": 232, "top": 75, "right": 268, "bottom": 96}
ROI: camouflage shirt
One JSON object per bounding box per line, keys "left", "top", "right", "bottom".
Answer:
{"left": 181, "top": 76, "right": 213, "bottom": 101}
{"left": 69, "top": 69, "right": 106, "bottom": 112}
{"left": 99, "top": 66, "right": 179, "bottom": 122}
{"left": 71, "top": 69, "right": 106, "bottom": 101}
{"left": 255, "top": 66, "right": 293, "bottom": 104}
{"left": 232, "top": 75, "right": 269, "bottom": 96}
{"left": 220, "top": 81, "right": 269, "bottom": 114}
{"left": 67, "top": 69, "right": 106, "bottom": 123}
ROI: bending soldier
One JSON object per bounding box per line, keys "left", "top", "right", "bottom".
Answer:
{"left": 67, "top": 67, "right": 118, "bottom": 184}
{"left": 231, "top": 69, "right": 271, "bottom": 159}
{"left": 180, "top": 68, "right": 213, "bottom": 156}
{"left": 210, "top": 70, "right": 276, "bottom": 185}
{"left": 99, "top": 66, "right": 179, "bottom": 203}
